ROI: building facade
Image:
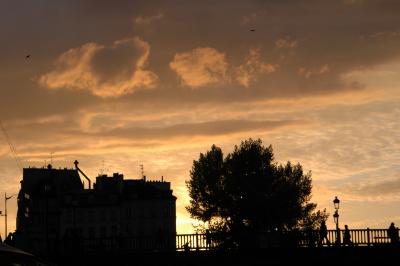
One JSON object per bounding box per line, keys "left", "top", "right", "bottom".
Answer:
{"left": 14, "top": 163, "right": 176, "bottom": 255}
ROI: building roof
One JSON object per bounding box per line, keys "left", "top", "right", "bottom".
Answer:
{"left": 20, "top": 165, "right": 83, "bottom": 199}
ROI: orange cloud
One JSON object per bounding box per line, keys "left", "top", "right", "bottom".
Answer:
{"left": 367, "top": 31, "right": 400, "bottom": 41}
{"left": 241, "top": 13, "right": 257, "bottom": 25}
{"left": 134, "top": 12, "right": 164, "bottom": 25}
{"left": 169, "top": 47, "right": 229, "bottom": 88}
{"left": 343, "top": 0, "right": 364, "bottom": 5}
{"left": 39, "top": 37, "right": 157, "bottom": 98}
{"left": 298, "top": 64, "right": 330, "bottom": 79}
{"left": 236, "top": 48, "right": 277, "bottom": 87}
{"left": 170, "top": 47, "right": 277, "bottom": 88}
{"left": 275, "top": 37, "right": 298, "bottom": 49}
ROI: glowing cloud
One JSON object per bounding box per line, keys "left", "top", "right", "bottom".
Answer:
{"left": 275, "top": 37, "right": 298, "bottom": 49}
{"left": 169, "top": 47, "right": 229, "bottom": 88}
{"left": 134, "top": 12, "right": 164, "bottom": 25}
{"left": 343, "top": 0, "right": 364, "bottom": 5}
{"left": 367, "top": 31, "right": 400, "bottom": 41}
{"left": 236, "top": 48, "right": 276, "bottom": 87}
{"left": 298, "top": 64, "right": 330, "bottom": 79}
{"left": 39, "top": 37, "right": 158, "bottom": 98}
{"left": 241, "top": 13, "right": 257, "bottom": 25}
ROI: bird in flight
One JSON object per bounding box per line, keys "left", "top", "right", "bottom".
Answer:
{"left": 250, "top": 29, "right": 255, "bottom": 32}
{"left": 26, "top": 54, "right": 30, "bottom": 59}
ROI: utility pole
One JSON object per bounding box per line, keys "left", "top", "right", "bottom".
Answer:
{"left": 4, "top": 193, "right": 6, "bottom": 239}
{"left": 1, "top": 192, "right": 15, "bottom": 239}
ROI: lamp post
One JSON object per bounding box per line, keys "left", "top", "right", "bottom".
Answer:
{"left": 1, "top": 192, "right": 16, "bottom": 240}
{"left": 333, "top": 196, "right": 340, "bottom": 246}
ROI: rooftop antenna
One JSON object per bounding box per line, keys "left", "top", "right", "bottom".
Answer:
{"left": 50, "top": 152, "right": 54, "bottom": 166}
{"left": 140, "top": 164, "right": 145, "bottom": 179}
{"left": 99, "top": 160, "right": 109, "bottom": 175}
{"left": 100, "top": 160, "right": 104, "bottom": 175}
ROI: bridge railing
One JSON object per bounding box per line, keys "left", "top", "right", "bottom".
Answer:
{"left": 176, "top": 233, "right": 216, "bottom": 251}
{"left": 56, "top": 228, "right": 398, "bottom": 253}
{"left": 326, "top": 228, "right": 392, "bottom": 247}
{"left": 176, "top": 228, "right": 398, "bottom": 251}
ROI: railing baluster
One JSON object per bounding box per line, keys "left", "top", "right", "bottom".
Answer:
{"left": 379, "top": 230, "right": 382, "bottom": 243}
{"left": 75, "top": 228, "right": 399, "bottom": 253}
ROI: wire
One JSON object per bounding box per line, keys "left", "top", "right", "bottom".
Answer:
{"left": 0, "top": 120, "right": 23, "bottom": 173}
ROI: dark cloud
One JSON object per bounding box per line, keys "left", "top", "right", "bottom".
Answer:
{"left": 39, "top": 37, "right": 157, "bottom": 97}
{"left": 346, "top": 177, "right": 400, "bottom": 196}
{"left": 85, "top": 119, "right": 306, "bottom": 140}
{"left": 1, "top": 0, "right": 400, "bottom": 234}
{"left": 1, "top": 0, "right": 400, "bottom": 121}
{"left": 91, "top": 38, "right": 145, "bottom": 83}
{"left": 0, "top": 77, "right": 98, "bottom": 121}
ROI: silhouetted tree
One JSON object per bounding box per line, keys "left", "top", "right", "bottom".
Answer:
{"left": 186, "top": 138, "right": 327, "bottom": 248}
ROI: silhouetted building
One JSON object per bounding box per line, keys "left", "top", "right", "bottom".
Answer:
{"left": 14, "top": 162, "right": 176, "bottom": 255}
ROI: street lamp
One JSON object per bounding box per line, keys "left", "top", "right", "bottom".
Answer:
{"left": 333, "top": 196, "right": 341, "bottom": 246}
{"left": 333, "top": 211, "right": 339, "bottom": 225}
{"left": 1, "top": 192, "right": 16, "bottom": 239}
{"left": 333, "top": 196, "right": 340, "bottom": 210}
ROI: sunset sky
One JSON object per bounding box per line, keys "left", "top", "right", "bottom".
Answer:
{"left": 0, "top": 0, "right": 399, "bottom": 238}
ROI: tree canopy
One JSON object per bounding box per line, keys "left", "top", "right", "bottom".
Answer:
{"left": 186, "top": 138, "right": 327, "bottom": 246}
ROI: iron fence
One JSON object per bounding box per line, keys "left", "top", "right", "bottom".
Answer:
{"left": 46, "top": 228, "right": 399, "bottom": 253}
{"left": 175, "top": 228, "right": 398, "bottom": 251}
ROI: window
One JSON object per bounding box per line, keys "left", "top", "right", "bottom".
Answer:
{"left": 25, "top": 207, "right": 30, "bottom": 218}
{"left": 81, "top": 210, "right": 86, "bottom": 223}
{"left": 100, "top": 209, "right": 106, "bottom": 222}
{"left": 126, "top": 225, "right": 132, "bottom": 235}
{"left": 88, "top": 209, "right": 94, "bottom": 223}
{"left": 66, "top": 209, "right": 72, "bottom": 224}
{"left": 77, "top": 209, "right": 83, "bottom": 223}
{"left": 100, "top": 226, "right": 106, "bottom": 238}
{"left": 125, "top": 207, "right": 131, "bottom": 219}
{"left": 111, "top": 225, "right": 117, "bottom": 236}
{"left": 110, "top": 209, "right": 116, "bottom": 222}
{"left": 88, "top": 227, "right": 95, "bottom": 238}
